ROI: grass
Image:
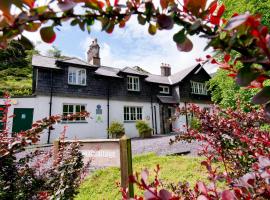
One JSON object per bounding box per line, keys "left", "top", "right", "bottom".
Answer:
{"left": 75, "top": 153, "right": 208, "bottom": 200}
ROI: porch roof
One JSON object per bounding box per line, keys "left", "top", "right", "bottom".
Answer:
{"left": 157, "top": 95, "right": 178, "bottom": 104}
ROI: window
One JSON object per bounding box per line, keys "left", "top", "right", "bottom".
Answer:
{"left": 159, "top": 85, "right": 170, "bottom": 94}
{"left": 127, "top": 76, "right": 140, "bottom": 91}
{"left": 68, "top": 67, "right": 86, "bottom": 85}
{"left": 124, "top": 106, "right": 142, "bottom": 121}
{"left": 190, "top": 81, "right": 207, "bottom": 95}
{"left": 62, "top": 104, "right": 86, "bottom": 122}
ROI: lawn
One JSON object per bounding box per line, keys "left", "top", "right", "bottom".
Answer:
{"left": 75, "top": 153, "right": 208, "bottom": 200}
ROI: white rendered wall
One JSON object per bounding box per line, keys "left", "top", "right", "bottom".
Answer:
{"left": 172, "top": 102, "right": 212, "bottom": 132}
{"left": 1, "top": 96, "right": 160, "bottom": 143}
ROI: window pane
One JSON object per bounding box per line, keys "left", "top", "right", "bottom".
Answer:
{"left": 68, "top": 105, "right": 73, "bottom": 113}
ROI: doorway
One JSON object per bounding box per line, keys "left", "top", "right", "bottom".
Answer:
{"left": 12, "top": 108, "right": 34, "bottom": 133}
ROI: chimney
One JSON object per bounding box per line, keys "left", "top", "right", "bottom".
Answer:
{"left": 87, "top": 38, "right": 100, "bottom": 66}
{"left": 160, "top": 63, "right": 171, "bottom": 76}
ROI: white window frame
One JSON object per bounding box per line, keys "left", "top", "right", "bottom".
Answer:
{"left": 62, "top": 104, "right": 87, "bottom": 122}
{"left": 159, "top": 85, "right": 170, "bottom": 94}
{"left": 124, "top": 106, "right": 143, "bottom": 122}
{"left": 127, "top": 76, "right": 140, "bottom": 91}
{"left": 68, "top": 67, "right": 86, "bottom": 86}
{"left": 190, "top": 81, "right": 207, "bottom": 95}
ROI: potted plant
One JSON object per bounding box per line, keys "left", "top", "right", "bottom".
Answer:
{"left": 135, "top": 120, "right": 152, "bottom": 138}
{"left": 107, "top": 121, "right": 125, "bottom": 138}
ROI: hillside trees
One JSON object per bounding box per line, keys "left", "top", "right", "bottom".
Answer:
{"left": 0, "top": 40, "right": 37, "bottom": 96}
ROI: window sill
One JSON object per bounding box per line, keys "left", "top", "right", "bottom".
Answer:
{"left": 191, "top": 93, "right": 208, "bottom": 96}
{"left": 124, "top": 120, "right": 141, "bottom": 123}
{"left": 61, "top": 121, "right": 88, "bottom": 124}
{"left": 127, "top": 89, "right": 140, "bottom": 92}
{"left": 68, "top": 83, "right": 87, "bottom": 86}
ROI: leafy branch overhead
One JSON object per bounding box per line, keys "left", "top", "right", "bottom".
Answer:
{"left": 1, "top": 0, "right": 270, "bottom": 113}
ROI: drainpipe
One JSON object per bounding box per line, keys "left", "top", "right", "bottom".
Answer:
{"left": 150, "top": 84, "right": 154, "bottom": 135}
{"left": 184, "top": 102, "right": 188, "bottom": 129}
{"left": 107, "top": 79, "right": 110, "bottom": 138}
{"left": 47, "top": 70, "right": 53, "bottom": 144}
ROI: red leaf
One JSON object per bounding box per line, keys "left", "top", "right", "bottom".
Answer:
{"left": 40, "top": 26, "right": 56, "bottom": 43}
{"left": 251, "top": 29, "right": 260, "bottom": 38}
{"left": 217, "top": 4, "right": 225, "bottom": 18}
{"left": 114, "top": 0, "right": 119, "bottom": 6}
{"left": 176, "top": 37, "right": 193, "bottom": 52}
{"left": 208, "top": 1, "right": 217, "bottom": 14}
{"left": 197, "top": 182, "right": 208, "bottom": 194}
{"left": 228, "top": 73, "right": 236, "bottom": 77}
{"left": 160, "top": 0, "right": 168, "bottom": 10}
{"left": 157, "top": 14, "right": 174, "bottom": 30}
{"left": 211, "top": 59, "right": 217, "bottom": 64}
{"left": 221, "top": 190, "right": 235, "bottom": 200}
{"left": 159, "top": 189, "right": 172, "bottom": 200}
{"left": 210, "top": 15, "right": 220, "bottom": 25}
{"left": 224, "top": 54, "right": 230, "bottom": 62}
{"left": 197, "top": 195, "right": 208, "bottom": 200}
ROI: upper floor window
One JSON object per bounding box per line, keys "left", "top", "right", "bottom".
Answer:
{"left": 159, "top": 85, "right": 170, "bottom": 94}
{"left": 127, "top": 76, "right": 140, "bottom": 91}
{"left": 190, "top": 81, "right": 207, "bottom": 95}
{"left": 68, "top": 67, "right": 86, "bottom": 85}
{"left": 124, "top": 106, "right": 142, "bottom": 122}
{"left": 62, "top": 104, "right": 86, "bottom": 122}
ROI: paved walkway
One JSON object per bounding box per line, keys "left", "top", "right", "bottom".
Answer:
{"left": 131, "top": 135, "right": 202, "bottom": 156}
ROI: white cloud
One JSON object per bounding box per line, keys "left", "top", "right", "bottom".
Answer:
{"left": 79, "top": 15, "right": 216, "bottom": 75}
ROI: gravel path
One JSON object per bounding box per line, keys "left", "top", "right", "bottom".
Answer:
{"left": 131, "top": 135, "right": 202, "bottom": 156}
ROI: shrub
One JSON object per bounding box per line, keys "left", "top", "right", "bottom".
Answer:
{"left": 189, "top": 117, "right": 201, "bottom": 131}
{"left": 135, "top": 120, "right": 152, "bottom": 138}
{"left": 0, "top": 94, "right": 90, "bottom": 199}
{"left": 107, "top": 121, "right": 125, "bottom": 138}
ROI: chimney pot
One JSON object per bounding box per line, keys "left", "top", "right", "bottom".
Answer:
{"left": 160, "top": 63, "right": 171, "bottom": 76}
{"left": 87, "top": 38, "right": 100, "bottom": 66}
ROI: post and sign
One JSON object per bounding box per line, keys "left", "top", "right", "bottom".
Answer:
{"left": 53, "top": 135, "right": 134, "bottom": 198}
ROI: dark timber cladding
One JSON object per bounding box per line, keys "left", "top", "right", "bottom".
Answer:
{"left": 32, "top": 55, "right": 212, "bottom": 103}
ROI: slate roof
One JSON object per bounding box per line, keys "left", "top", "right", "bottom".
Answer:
{"left": 120, "top": 67, "right": 147, "bottom": 76}
{"left": 32, "top": 54, "right": 204, "bottom": 85}
{"left": 32, "top": 55, "right": 60, "bottom": 69}
{"left": 95, "top": 66, "right": 122, "bottom": 78}
{"left": 145, "top": 74, "right": 171, "bottom": 85}
{"left": 157, "top": 95, "right": 178, "bottom": 104}
{"left": 169, "top": 64, "right": 199, "bottom": 85}
{"left": 58, "top": 57, "right": 96, "bottom": 67}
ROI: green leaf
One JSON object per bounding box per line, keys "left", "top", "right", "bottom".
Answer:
{"left": 148, "top": 24, "right": 157, "bottom": 35}
{"left": 173, "top": 29, "right": 186, "bottom": 44}
{"left": 252, "top": 86, "right": 270, "bottom": 104}
{"left": 137, "top": 15, "right": 146, "bottom": 25}
{"left": 40, "top": 26, "right": 56, "bottom": 43}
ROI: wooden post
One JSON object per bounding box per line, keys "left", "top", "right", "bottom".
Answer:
{"left": 120, "top": 135, "right": 134, "bottom": 198}
{"left": 53, "top": 140, "right": 59, "bottom": 161}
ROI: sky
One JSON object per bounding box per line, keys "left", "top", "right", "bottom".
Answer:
{"left": 22, "top": 2, "right": 218, "bottom": 75}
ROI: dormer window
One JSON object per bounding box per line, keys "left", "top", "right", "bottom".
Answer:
{"left": 68, "top": 67, "right": 86, "bottom": 85}
{"left": 159, "top": 85, "right": 170, "bottom": 94}
{"left": 191, "top": 81, "right": 207, "bottom": 95}
{"left": 127, "top": 76, "right": 140, "bottom": 91}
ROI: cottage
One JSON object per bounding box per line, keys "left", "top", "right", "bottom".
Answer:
{"left": 1, "top": 39, "right": 212, "bottom": 144}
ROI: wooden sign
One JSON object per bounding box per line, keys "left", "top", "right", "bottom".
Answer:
{"left": 54, "top": 136, "right": 134, "bottom": 197}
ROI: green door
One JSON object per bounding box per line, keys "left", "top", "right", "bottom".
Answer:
{"left": 12, "top": 108, "right": 34, "bottom": 133}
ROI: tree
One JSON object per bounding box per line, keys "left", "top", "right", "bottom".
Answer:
{"left": 0, "top": 40, "right": 37, "bottom": 96}
{"left": 222, "top": 0, "right": 270, "bottom": 28}
{"left": 208, "top": 69, "right": 258, "bottom": 111}
{"left": 46, "top": 45, "right": 62, "bottom": 58}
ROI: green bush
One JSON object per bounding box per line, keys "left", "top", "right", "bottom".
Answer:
{"left": 107, "top": 121, "right": 125, "bottom": 138}
{"left": 189, "top": 117, "right": 201, "bottom": 131}
{"left": 135, "top": 120, "right": 152, "bottom": 138}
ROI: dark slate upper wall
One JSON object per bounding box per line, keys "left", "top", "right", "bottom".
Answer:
{"left": 178, "top": 67, "right": 212, "bottom": 103}
{"left": 34, "top": 63, "right": 171, "bottom": 102}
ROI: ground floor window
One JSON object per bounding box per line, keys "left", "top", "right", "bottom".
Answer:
{"left": 124, "top": 106, "right": 142, "bottom": 122}
{"left": 62, "top": 104, "right": 86, "bottom": 122}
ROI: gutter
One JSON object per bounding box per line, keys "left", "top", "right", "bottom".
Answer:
{"left": 150, "top": 84, "right": 154, "bottom": 135}
{"left": 107, "top": 79, "right": 110, "bottom": 138}
{"left": 47, "top": 70, "right": 53, "bottom": 144}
